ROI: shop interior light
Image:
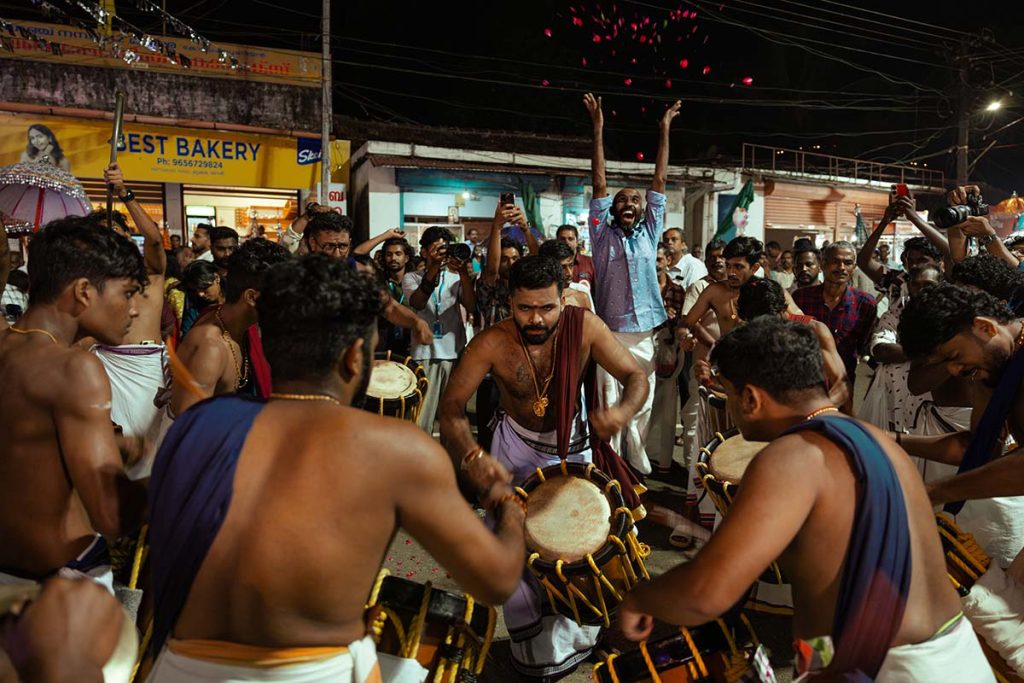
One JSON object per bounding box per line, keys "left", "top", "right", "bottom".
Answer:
{"left": 461, "top": 191, "right": 471, "bottom": 200}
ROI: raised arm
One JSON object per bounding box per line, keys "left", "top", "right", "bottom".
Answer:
{"left": 483, "top": 203, "right": 509, "bottom": 286}
{"left": 583, "top": 93, "right": 607, "bottom": 198}
{"left": 395, "top": 423, "right": 524, "bottom": 605}
{"left": 105, "top": 163, "right": 165, "bottom": 276}
{"left": 55, "top": 353, "right": 147, "bottom": 539}
{"left": 585, "top": 312, "right": 649, "bottom": 440}
{"left": 652, "top": 100, "right": 681, "bottom": 194}
{"left": 454, "top": 258, "right": 476, "bottom": 313}
{"left": 407, "top": 245, "right": 444, "bottom": 311}
{"left": 927, "top": 451, "right": 1024, "bottom": 505}
{"left": 857, "top": 199, "right": 899, "bottom": 286}
{"left": 354, "top": 228, "right": 405, "bottom": 256}
{"left": 957, "top": 216, "right": 1019, "bottom": 268}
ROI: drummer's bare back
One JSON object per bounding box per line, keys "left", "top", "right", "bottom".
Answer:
{"left": 173, "top": 402, "right": 525, "bottom": 648}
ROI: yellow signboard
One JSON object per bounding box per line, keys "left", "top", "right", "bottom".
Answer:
{"left": 3, "top": 20, "right": 320, "bottom": 87}
{"left": 0, "top": 112, "right": 349, "bottom": 191}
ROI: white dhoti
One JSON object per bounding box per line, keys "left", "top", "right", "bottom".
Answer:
{"left": 962, "top": 562, "right": 1024, "bottom": 677}
{"left": 0, "top": 535, "right": 113, "bottom": 594}
{"left": 596, "top": 330, "right": 655, "bottom": 474}
{"left": 794, "top": 615, "right": 994, "bottom": 682}
{"left": 93, "top": 343, "right": 170, "bottom": 480}
{"left": 415, "top": 360, "right": 453, "bottom": 435}
{"left": 146, "top": 634, "right": 383, "bottom": 683}
{"left": 489, "top": 411, "right": 601, "bottom": 678}
{"left": 875, "top": 615, "right": 994, "bottom": 682}
{"left": 957, "top": 497, "right": 1024, "bottom": 569}
{"left": 647, "top": 340, "right": 682, "bottom": 471}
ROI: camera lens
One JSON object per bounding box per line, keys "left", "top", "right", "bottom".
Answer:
{"left": 933, "top": 205, "right": 972, "bottom": 230}
{"left": 449, "top": 242, "right": 472, "bottom": 262}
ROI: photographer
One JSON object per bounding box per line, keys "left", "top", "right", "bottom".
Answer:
{"left": 280, "top": 201, "right": 332, "bottom": 254}
{"left": 404, "top": 226, "right": 476, "bottom": 433}
{"left": 943, "top": 185, "right": 1019, "bottom": 268}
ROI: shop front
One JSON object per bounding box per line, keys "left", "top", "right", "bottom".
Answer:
{"left": 0, "top": 111, "right": 349, "bottom": 243}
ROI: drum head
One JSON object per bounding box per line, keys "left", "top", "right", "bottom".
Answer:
{"left": 368, "top": 360, "right": 418, "bottom": 400}
{"left": 709, "top": 434, "right": 767, "bottom": 484}
{"left": 525, "top": 475, "right": 611, "bottom": 562}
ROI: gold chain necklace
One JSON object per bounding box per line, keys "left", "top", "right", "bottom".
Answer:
{"left": 518, "top": 325, "right": 559, "bottom": 418}
{"left": 215, "top": 307, "right": 249, "bottom": 391}
{"left": 270, "top": 392, "right": 343, "bottom": 407}
{"left": 8, "top": 326, "right": 59, "bottom": 345}
{"left": 1015, "top": 321, "right": 1024, "bottom": 352}
{"left": 806, "top": 405, "right": 840, "bottom": 420}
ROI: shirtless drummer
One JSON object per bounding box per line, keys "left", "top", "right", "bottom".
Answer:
{"left": 618, "top": 317, "right": 992, "bottom": 680}
{"left": 0, "top": 218, "right": 148, "bottom": 591}
{"left": 146, "top": 255, "right": 525, "bottom": 682}
{"left": 440, "top": 255, "right": 648, "bottom": 679}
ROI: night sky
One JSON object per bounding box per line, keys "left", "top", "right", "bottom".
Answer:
{"left": 5, "top": 0, "right": 1024, "bottom": 193}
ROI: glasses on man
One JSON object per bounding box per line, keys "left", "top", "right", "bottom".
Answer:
{"left": 317, "top": 241, "right": 349, "bottom": 253}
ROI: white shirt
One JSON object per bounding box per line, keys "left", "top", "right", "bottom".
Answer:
{"left": 402, "top": 270, "right": 466, "bottom": 361}
{"left": 195, "top": 250, "right": 214, "bottom": 262}
{"left": 667, "top": 253, "right": 708, "bottom": 291}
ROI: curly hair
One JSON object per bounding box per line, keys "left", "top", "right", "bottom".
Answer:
{"left": 951, "top": 254, "right": 1024, "bottom": 302}
{"left": 898, "top": 282, "right": 1013, "bottom": 359}
{"left": 28, "top": 216, "right": 147, "bottom": 305}
{"left": 500, "top": 237, "right": 524, "bottom": 255}
{"left": 223, "top": 238, "right": 290, "bottom": 303}
{"left": 737, "top": 277, "right": 786, "bottom": 321}
{"left": 86, "top": 209, "right": 131, "bottom": 235}
{"left": 257, "top": 255, "right": 384, "bottom": 383}
{"left": 902, "top": 236, "right": 942, "bottom": 263}
{"left": 722, "top": 235, "right": 764, "bottom": 265}
{"left": 509, "top": 255, "right": 564, "bottom": 293}
{"left": 419, "top": 226, "right": 453, "bottom": 249}
{"left": 710, "top": 317, "right": 827, "bottom": 401}
{"left": 304, "top": 212, "right": 353, "bottom": 243}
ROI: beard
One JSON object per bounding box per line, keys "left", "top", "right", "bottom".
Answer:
{"left": 517, "top": 321, "right": 557, "bottom": 345}
{"left": 980, "top": 346, "right": 1012, "bottom": 388}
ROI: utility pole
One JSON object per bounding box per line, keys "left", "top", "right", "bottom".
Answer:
{"left": 955, "top": 40, "right": 971, "bottom": 186}
{"left": 320, "top": 0, "right": 332, "bottom": 201}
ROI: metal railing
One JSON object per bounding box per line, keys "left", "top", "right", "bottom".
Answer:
{"left": 742, "top": 144, "right": 945, "bottom": 191}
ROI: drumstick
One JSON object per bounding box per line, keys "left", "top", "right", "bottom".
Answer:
{"left": 166, "top": 342, "right": 205, "bottom": 401}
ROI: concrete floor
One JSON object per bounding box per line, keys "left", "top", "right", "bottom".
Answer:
{"left": 380, "top": 367, "right": 877, "bottom": 680}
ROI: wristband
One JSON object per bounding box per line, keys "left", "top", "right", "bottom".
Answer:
{"left": 977, "top": 233, "right": 997, "bottom": 247}
{"left": 499, "top": 492, "right": 528, "bottom": 514}
{"left": 120, "top": 189, "right": 136, "bottom": 204}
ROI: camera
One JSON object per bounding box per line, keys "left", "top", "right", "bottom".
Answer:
{"left": 448, "top": 242, "right": 473, "bottom": 262}
{"left": 933, "top": 192, "right": 989, "bottom": 230}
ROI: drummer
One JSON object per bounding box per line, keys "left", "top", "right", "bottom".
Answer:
{"left": 618, "top": 317, "right": 992, "bottom": 680}
{"left": 439, "top": 255, "right": 648, "bottom": 679}
{"left": 735, "top": 277, "right": 852, "bottom": 413}
{"left": 145, "top": 255, "right": 525, "bottom": 682}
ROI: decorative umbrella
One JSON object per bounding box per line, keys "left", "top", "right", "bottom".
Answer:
{"left": 995, "top": 191, "right": 1024, "bottom": 216}
{"left": 1, "top": 213, "right": 34, "bottom": 237}
{"left": 0, "top": 161, "right": 91, "bottom": 231}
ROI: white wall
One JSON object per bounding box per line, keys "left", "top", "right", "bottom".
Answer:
{"left": 367, "top": 165, "right": 402, "bottom": 236}
{"left": 402, "top": 191, "right": 522, "bottom": 220}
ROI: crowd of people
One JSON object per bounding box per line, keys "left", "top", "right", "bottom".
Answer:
{"left": 3, "top": 93, "right": 1024, "bottom": 683}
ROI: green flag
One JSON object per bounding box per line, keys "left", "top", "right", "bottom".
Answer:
{"left": 714, "top": 179, "right": 755, "bottom": 243}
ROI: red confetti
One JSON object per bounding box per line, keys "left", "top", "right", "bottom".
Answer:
{"left": 541, "top": 79, "right": 550, "bottom": 86}
{"left": 702, "top": 65, "right": 711, "bottom": 75}
{"left": 742, "top": 76, "right": 753, "bottom": 85}
{"left": 636, "top": 151, "right": 645, "bottom": 161}
{"left": 404, "top": 539, "right": 412, "bottom": 545}
{"left": 640, "top": 105, "right": 647, "bottom": 113}
{"left": 572, "top": 17, "right": 583, "bottom": 27}
{"left": 611, "top": 110, "right": 617, "bottom": 117}
{"left": 593, "top": 217, "right": 600, "bottom": 225}
{"left": 631, "top": 57, "right": 637, "bottom": 64}
{"left": 624, "top": 78, "right": 632, "bottom": 86}
{"left": 679, "top": 58, "right": 689, "bottom": 68}
{"left": 544, "top": 28, "right": 552, "bottom": 37}
{"left": 593, "top": 34, "right": 602, "bottom": 43}
{"left": 581, "top": 57, "right": 587, "bottom": 66}
{"left": 630, "top": 22, "right": 638, "bottom": 30}
{"left": 639, "top": 35, "right": 646, "bottom": 43}
{"left": 665, "top": 79, "right": 672, "bottom": 88}
{"left": 405, "top": 571, "right": 416, "bottom": 578}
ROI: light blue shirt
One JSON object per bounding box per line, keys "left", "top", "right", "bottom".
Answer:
{"left": 588, "top": 189, "right": 668, "bottom": 333}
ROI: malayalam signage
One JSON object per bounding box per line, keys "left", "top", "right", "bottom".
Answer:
{"left": 1, "top": 20, "right": 320, "bottom": 87}
{"left": 0, "top": 113, "right": 350, "bottom": 190}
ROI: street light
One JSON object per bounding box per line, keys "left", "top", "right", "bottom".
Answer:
{"left": 986, "top": 100, "right": 1003, "bottom": 112}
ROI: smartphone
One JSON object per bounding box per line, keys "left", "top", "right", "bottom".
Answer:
{"left": 500, "top": 192, "right": 515, "bottom": 206}
{"left": 895, "top": 183, "right": 909, "bottom": 197}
